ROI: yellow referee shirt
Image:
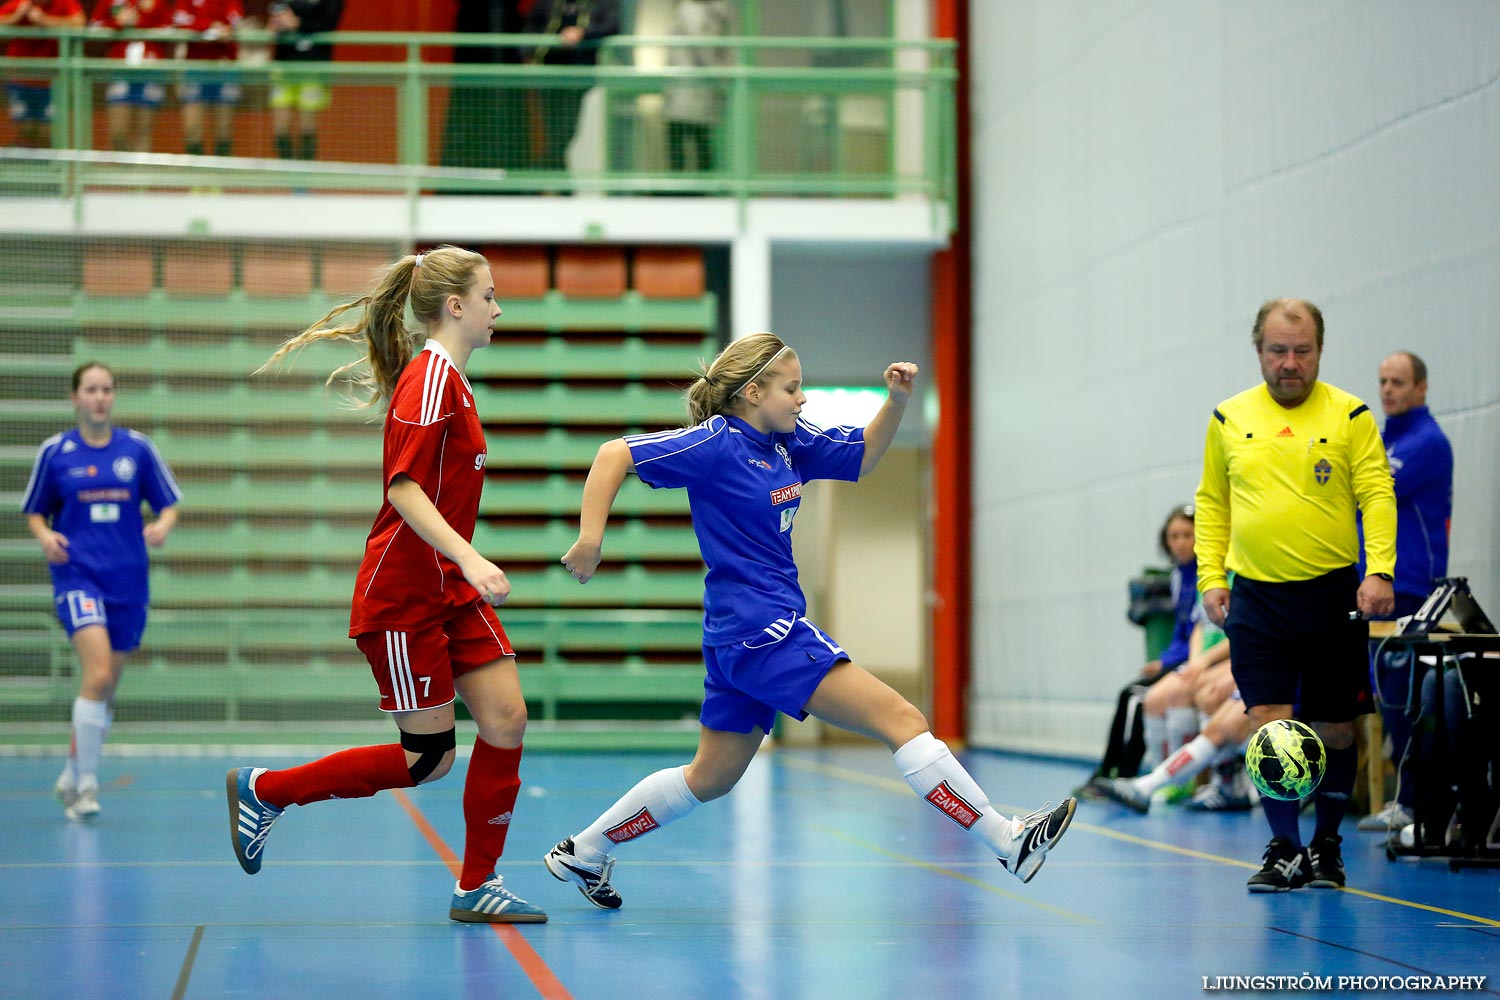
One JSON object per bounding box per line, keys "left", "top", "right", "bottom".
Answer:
{"left": 1195, "top": 380, "right": 1396, "bottom": 592}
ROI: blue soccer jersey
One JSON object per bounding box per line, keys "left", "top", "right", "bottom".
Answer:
{"left": 626, "top": 414, "right": 864, "bottom": 644}
{"left": 21, "top": 428, "right": 183, "bottom": 604}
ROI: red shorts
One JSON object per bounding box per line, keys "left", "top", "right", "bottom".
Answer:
{"left": 355, "top": 601, "right": 515, "bottom": 713}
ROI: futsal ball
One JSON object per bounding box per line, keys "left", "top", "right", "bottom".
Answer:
{"left": 1245, "top": 719, "right": 1326, "bottom": 801}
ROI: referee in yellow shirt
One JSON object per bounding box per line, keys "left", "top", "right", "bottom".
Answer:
{"left": 1196, "top": 298, "right": 1395, "bottom": 893}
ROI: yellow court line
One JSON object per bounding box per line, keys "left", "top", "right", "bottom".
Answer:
{"left": 780, "top": 753, "right": 1500, "bottom": 928}
{"left": 814, "top": 826, "right": 1100, "bottom": 924}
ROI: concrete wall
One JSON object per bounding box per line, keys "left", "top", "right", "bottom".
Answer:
{"left": 968, "top": 1, "right": 1500, "bottom": 755}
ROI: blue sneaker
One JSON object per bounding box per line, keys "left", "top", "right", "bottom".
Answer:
{"left": 1001, "top": 798, "right": 1077, "bottom": 884}
{"left": 449, "top": 874, "right": 548, "bottom": 923}
{"left": 226, "top": 766, "right": 283, "bottom": 875}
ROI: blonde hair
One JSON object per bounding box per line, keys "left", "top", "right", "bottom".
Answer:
{"left": 684, "top": 332, "right": 796, "bottom": 426}
{"left": 256, "top": 245, "right": 488, "bottom": 410}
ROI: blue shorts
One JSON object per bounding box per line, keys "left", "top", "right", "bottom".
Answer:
{"left": 701, "top": 616, "right": 849, "bottom": 735}
{"left": 54, "top": 589, "right": 148, "bottom": 653}
{"left": 1225, "top": 566, "right": 1371, "bottom": 722}
{"left": 105, "top": 80, "right": 167, "bottom": 107}
{"left": 179, "top": 77, "right": 242, "bottom": 105}
{"left": 7, "top": 83, "right": 51, "bottom": 123}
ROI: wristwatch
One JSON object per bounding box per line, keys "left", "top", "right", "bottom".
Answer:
{"left": 1373, "top": 573, "right": 1393, "bottom": 582}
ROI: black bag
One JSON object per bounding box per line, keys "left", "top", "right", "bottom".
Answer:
{"left": 1126, "top": 572, "right": 1174, "bottom": 626}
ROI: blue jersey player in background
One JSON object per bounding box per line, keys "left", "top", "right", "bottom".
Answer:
{"left": 22, "top": 362, "right": 182, "bottom": 821}
{"left": 542, "top": 332, "right": 1076, "bottom": 910}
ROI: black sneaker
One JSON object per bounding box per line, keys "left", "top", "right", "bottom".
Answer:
{"left": 1072, "top": 779, "right": 1107, "bottom": 802}
{"left": 1307, "top": 834, "right": 1346, "bottom": 889}
{"left": 544, "top": 838, "right": 624, "bottom": 909}
{"left": 1001, "top": 798, "right": 1077, "bottom": 884}
{"left": 1094, "top": 777, "right": 1151, "bottom": 813}
{"left": 1246, "top": 837, "right": 1310, "bottom": 893}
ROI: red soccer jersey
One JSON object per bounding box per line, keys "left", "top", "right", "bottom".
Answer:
{"left": 2, "top": 0, "right": 85, "bottom": 60}
{"left": 89, "top": 0, "right": 174, "bottom": 61}
{"left": 350, "top": 342, "right": 490, "bottom": 635}
{"left": 171, "top": 0, "right": 241, "bottom": 60}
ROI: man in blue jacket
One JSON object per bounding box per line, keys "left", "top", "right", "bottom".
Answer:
{"left": 1358, "top": 350, "right": 1454, "bottom": 833}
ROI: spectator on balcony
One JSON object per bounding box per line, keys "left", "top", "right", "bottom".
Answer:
{"left": 267, "top": 0, "right": 341, "bottom": 161}
{"left": 89, "top": 0, "right": 174, "bottom": 152}
{"left": 662, "top": 0, "right": 733, "bottom": 183}
{"left": 1, "top": 0, "right": 86, "bottom": 148}
{"left": 521, "top": 0, "right": 621, "bottom": 180}
{"left": 441, "top": 0, "right": 525, "bottom": 174}
{"left": 172, "top": 0, "right": 243, "bottom": 157}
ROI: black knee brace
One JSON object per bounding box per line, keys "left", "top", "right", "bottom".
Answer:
{"left": 401, "top": 727, "right": 456, "bottom": 784}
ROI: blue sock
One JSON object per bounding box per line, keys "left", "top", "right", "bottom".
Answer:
{"left": 1261, "top": 795, "right": 1302, "bottom": 845}
{"left": 1313, "top": 743, "right": 1357, "bottom": 840}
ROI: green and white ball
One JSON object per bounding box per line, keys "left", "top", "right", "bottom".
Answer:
{"left": 1245, "top": 719, "right": 1326, "bottom": 801}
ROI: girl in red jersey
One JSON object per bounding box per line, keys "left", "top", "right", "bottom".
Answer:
{"left": 227, "top": 245, "right": 545, "bottom": 924}
{"left": 88, "top": 0, "right": 175, "bottom": 152}
{"left": 171, "top": 0, "right": 244, "bottom": 156}
{"left": 0, "top": 0, "right": 86, "bottom": 148}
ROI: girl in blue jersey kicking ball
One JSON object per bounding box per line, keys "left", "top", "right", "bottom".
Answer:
{"left": 545, "top": 332, "right": 1076, "bottom": 908}
{"left": 24, "top": 362, "right": 183, "bottom": 821}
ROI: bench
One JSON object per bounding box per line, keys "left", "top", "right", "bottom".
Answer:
{"left": 0, "top": 608, "right": 707, "bottom": 727}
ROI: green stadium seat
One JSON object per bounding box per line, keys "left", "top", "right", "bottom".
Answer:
{"left": 159, "top": 518, "right": 698, "bottom": 565}
{"left": 634, "top": 246, "right": 706, "bottom": 298}
{"left": 494, "top": 290, "right": 716, "bottom": 333}
{"left": 2, "top": 240, "right": 725, "bottom": 742}
{"left": 141, "top": 428, "right": 382, "bottom": 471}
{"left": 73, "top": 333, "right": 364, "bottom": 381}
{"left": 483, "top": 428, "right": 608, "bottom": 470}
{"left": 469, "top": 519, "right": 700, "bottom": 562}
{"left": 468, "top": 335, "right": 712, "bottom": 380}
{"left": 479, "top": 475, "right": 688, "bottom": 517}
{"left": 320, "top": 243, "right": 398, "bottom": 297}
{"left": 82, "top": 244, "right": 153, "bottom": 298}
{"left": 147, "top": 563, "right": 703, "bottom": 609}
{"left": 171, "top": 474, "right": 376, "bottom": 515}
{"left": 491, "top": 244, "right": 550, "bottom": 299}
{"left": 555, "top": 246, "right": 627, "bottom": 298}
{"left": 163, "top": 243, "right": 234, "bottom": 296}
{"left": 469, "top": 383, "right": 686, "bottom": 425}
{"left": 112, "top": 383, "right": 372, "bottom": 427}
{"left": 243, "top": 244, "right": 315, "bottom": 298}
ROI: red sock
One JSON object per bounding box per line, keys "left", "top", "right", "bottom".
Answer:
{"left": 257, "top": 744, "right": 414, "bottom": 807}
{"left": 459, "top": 739, "right": 523, "bottom": 891}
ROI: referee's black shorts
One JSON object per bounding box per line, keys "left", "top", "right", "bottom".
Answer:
{"left": 1224, "top": 566, "right": 1372, "bottom": 722}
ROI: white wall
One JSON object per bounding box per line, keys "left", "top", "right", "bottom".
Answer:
{"left": 771, "top": 243, "right": 932, "bottom": 445}
{"left": 968, "top": 1, "right": 1500, "bottom": 755}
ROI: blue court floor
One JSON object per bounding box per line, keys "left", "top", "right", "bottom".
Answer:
{"left": 2, "top": 746, "right": 1497, "bottom": 1000}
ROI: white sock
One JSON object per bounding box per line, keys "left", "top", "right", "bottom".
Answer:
{"left": 1165, "top": 706, "right": 1199, "bottom": 752}
{"left": 71, "top": 697, "right": 109, "bottom": 788}
{"left": 1135, "top": 734, "right": 1220, "bottom": 796}
{"left": 893, "top": 733, "right": 1019, "bottom": 858}
{"left": 1142, "top": 713, "right": 1167, "bottom": 769}
{"left": 573, "top": 765, "right": 701, "bottom": 861}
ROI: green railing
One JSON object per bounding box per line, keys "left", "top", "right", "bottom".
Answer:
{"left": 0, "top": 29, "right": 956, "bottom": 203}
